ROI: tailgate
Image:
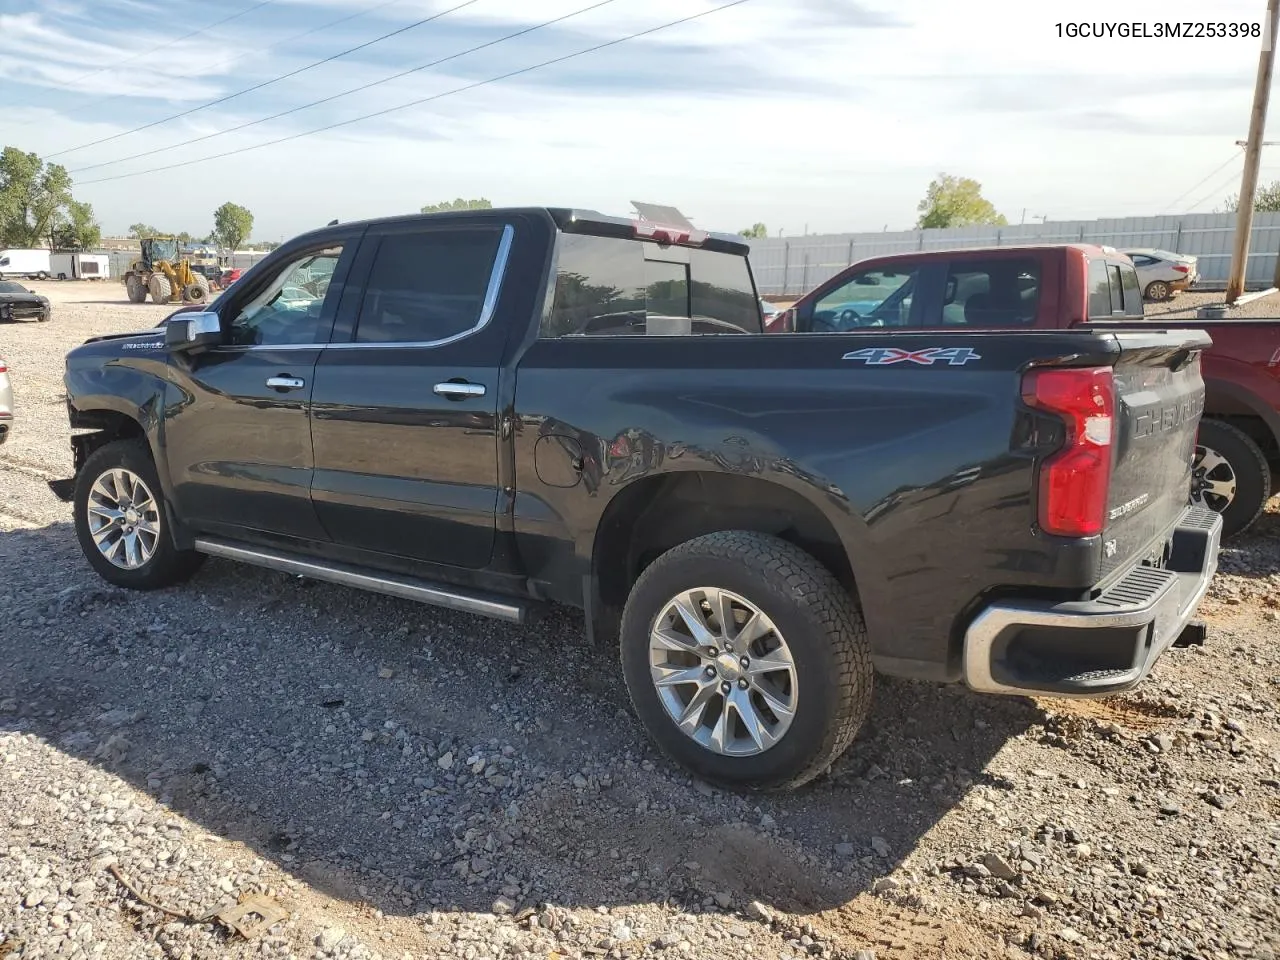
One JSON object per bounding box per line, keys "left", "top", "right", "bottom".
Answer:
{"left": 1102, "top": 330, "right": 1210, "bottom": 579}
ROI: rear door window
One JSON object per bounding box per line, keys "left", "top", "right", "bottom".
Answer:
{"left": 935, "top": 258, "right": 1040, "bottom": 327}
{"left": 543, "top": 235, "right": 759, "bottom": 337}
{"left": 354, "top": 227, "right": 504, "bottom": 344}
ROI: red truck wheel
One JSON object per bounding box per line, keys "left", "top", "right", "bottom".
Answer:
{"left": 1193, "top": 420, "right": 1271, "bottom": 538}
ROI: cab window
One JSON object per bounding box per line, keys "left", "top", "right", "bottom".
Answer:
{"left": 810, "top": 267, "right": 919, "bottom": 330}
{"left": 228, "top": 247, "right": 344, "bottom": 346}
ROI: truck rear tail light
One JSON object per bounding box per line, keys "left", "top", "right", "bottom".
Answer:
{"left": 1172, "top": 265, "right": 1190, "bottom": 274}
{"left": 633, "top": 221, "right": 707, "bottom": 247}
{"left": 1021, "top": 366, "right": 1115, "bottom": 537}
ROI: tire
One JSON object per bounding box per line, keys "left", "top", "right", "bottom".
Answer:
{"left": 57, "top": 272, "right": 67, "bottom": 281}
{"left": 73, "top": 439, "right": 203, "bottom": 590}
{"left": 125, "top": 274, "right": 147, "bottom": 303}
{"left": 148, "top": 273, "right": 172, "bottom": 304}
{"left": 619, "top": 531, "right": 872, "bottom": 791}
{"left": 1145, "top": 280, "right": 1171, "bottom": 301}
{"left": 1193, "top": 419, "right": 1271, "bottom": 538}
{"left": 182, "top": 278, "right": 208, "bottom": 304}
{"left": 38, "top": 309, "right": 51, "bottom": 323}
{"left": 35, "top": 271, "right": 48, "bottom": 281}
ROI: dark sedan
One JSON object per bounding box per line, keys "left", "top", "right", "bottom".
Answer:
{"left": 0, "top": 281, "right": 50, "bottom": 322}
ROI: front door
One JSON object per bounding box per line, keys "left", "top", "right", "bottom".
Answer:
{"left": 309, "top": 220, "right": 513, "bottom": 568}
{"left": 164, "top": 240, "right": 355, "bottom": 541}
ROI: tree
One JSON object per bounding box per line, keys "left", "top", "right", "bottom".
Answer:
{"left": 1218, "top": 180, "right": 1280, "bottom": 213}
{"left": 738, "top": 223, "right": 768, "bottom": 239}
{"left": 421, "top": 198, "right": 492, "bottom": 214}
{"left": 211, "top": 201, "right": 254, "bottom": 252}
{"left": 128, "top": 223, "right": 161, "bottom": 239}
{"left": 0, "top": 147, "right": 74, "bottom": 247}
{"left": 50, "top": 200, "right": 101, "bottom": 250}
{"left": 915, "top": 173, "right": 1007, "bottom": 229}
{"left": 176, "top": 231, "right": 194, "bottom": 244}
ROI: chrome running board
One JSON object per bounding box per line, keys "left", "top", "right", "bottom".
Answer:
{"left": 193, "top": 537, "right": 527, "bottom": 624}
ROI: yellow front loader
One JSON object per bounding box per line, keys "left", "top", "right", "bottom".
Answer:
{"left": 123, "top": 237, "right": 211, "bottom": 305}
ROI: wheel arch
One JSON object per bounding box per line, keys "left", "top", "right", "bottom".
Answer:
{"left": 1202, "top": 378, "right": 1280, "bottom": 460}
{"left": 588, "top": 471, "right": 871, "bottom": 642}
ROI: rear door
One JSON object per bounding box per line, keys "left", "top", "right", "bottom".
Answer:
{"left": 308, "top": 220, "right": 514, "bottom": 568}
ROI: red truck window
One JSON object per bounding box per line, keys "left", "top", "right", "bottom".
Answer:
{"left": 936, "top": 258, "right": 1040, "bottom": 327}
{"left": 1087, "top": 259, "right": 1112, "bottom": 319}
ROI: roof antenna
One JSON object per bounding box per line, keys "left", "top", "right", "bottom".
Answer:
{"left": 327, "top": 219, "right": 339, "bottom": 226}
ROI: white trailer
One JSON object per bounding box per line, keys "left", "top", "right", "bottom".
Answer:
{"left": 0, "top": 249, "right": 52, "bottom": 279}
{"left": 50, "top": 252, "right": 110, "bottom": 280}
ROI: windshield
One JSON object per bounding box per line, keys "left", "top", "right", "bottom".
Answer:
{"left": 0, "top": 281, "right": 27, "bottom": 294}
{"left": 147, "top": 239, "right": 179, "bottom": 262}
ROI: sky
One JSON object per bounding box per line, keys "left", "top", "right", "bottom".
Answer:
{"left": 1, "top": 0, "right": 1275, "bottom": 241}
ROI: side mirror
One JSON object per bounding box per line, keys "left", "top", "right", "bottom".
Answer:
{"left": 165, "top": 311, "right": 222, "bottom": 352}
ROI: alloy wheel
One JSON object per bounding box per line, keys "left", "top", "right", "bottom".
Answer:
{"left": 86, "top": 468, "right": 161, "bottom": 569}
{"left": 648, "top": 587, "right": 798, "bottom": 757}
{"left": 1190, "top": 444, "right": 1236, "bottom": 513}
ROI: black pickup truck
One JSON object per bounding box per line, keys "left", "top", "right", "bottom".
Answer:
{"left": 53, "top": 207, "right": 1221, "bottom": 790}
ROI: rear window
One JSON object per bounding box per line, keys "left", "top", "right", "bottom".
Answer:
{"left": 938, "top": 258, "right": 1040, "bottom": 327}
{"left": 543, "top": 234, "right": 759, "bottom": 337}
{"left": 1119, "top": 263, "right": 1142, "bottom": 314}
{"left": 1087, "top": 259, "right": 1112, "bottom": 319}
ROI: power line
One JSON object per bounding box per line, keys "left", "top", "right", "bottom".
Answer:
{"left": 77, "top": 0, "right": 754, "bottom": 186}
{"left": 1161, "top": 151, "right": 1244, "bottom": 213}
{"left": 69, "top": 0, "right": 625, "bottom": 175}
{"left": 50, "top": 0, "right": 483, "bottom": 159}
{"left": 46, "top": 0, "right": 280, "bottom": 93}
{"left": 52, "top": 0, "right": 405, "bottom": 126}
{"left": 1186, "top": 162, "right": 1246, "bottom": 213}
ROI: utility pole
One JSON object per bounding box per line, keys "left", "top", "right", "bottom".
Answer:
{"left": 1226, "top": 0, "right": 1279, "bottom": 303}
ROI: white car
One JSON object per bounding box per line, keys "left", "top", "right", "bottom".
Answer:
{"left": 0, "top": 354, "right": 12, "bottom": 445}
{"left": 1123, "top": 249, "right": 1199, "bottom": 301}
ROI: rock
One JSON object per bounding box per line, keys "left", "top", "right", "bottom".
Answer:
{"left": 727, "top": 924, "right": 751, "bottom": 938}
{"left": 759, "top": 813, "right": 777, "bottom": 830}
{"left": 872, "top": 877, "right": 901, "bottom": 894}
{"left": 23, "top": 889, "right": 46, "bottom": 908}
{"left": 1130, "top": 860, "right": 1153, "bottom": 877}
{"left": 438, "top": 751, "right": 454, "bottom": 770}
{"left": 1158, "top": 801, "right": 1181, "bottom": 817}
{"left": 745, "top": 900, "right": 772, "bottom": 923}
{"left": 965, "top": 863, "right": 991, "bottom": 879}
{"left": 611, "top": 920, "right": 633, "bottom": 941}
{"left": 316, "top": 927, "right": 346, "bottom": 951}
{"left": 983, "top": 853, "right": 1018, "bottom": 881}
{"left": 712, "top": 891, "right": 732, "bottom": 909}
{"left": 1069, "top": 843, "right": 1092, "bottom": 860}
{"left": 491, "top": 896, "right": 515, "bottom": 916}
{"left": 1059, "top": 928, "right": 1081, "bottom": 944}
{"left": 1021, "top": 904, "right": 1044, "bottom": 920}
{"left": 834, "top": 843, "right": 856, "bottom": 857}
{"left": 1204, "top": 791, "right": 1234, "bottom": 810}
{"left": 657, "top": 933, "right": 681, "bottom": 950}
{"left": 571, "top": 773, "right": 588, "bottom": 790}
{"left": 377, "top": 667, "right": 394, "bottom": 679}
{"left": 1151, "top": 733, "right": 1174, "bottom": 753}
{"left": 855, "top": 951, "right": 877, "bottom": 960}
{"left": 870, "top": 836, "right": 891, "bottom": 858}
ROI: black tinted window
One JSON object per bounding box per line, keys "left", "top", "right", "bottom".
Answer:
{"left": 355, "top": 228, "right": 501, "bottom": 343}
{"left": 1108, "top": 265, "right": 1125, "bottom": 314}
{"left": 544, "top": 235, "right": 758, "bottom": 337}
{"left": 937, "top": 258, "right": 1040, "bottom": 327}
{"left": 1087, "top": 259, "right": 1111, "bottom": 319}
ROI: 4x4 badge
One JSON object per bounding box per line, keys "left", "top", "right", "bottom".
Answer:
{"left": 842, "top": 346, "right": 982, "bottom": 366}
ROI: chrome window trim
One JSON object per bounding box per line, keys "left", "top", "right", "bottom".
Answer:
{"left": 217, "top": 223, "right": 514, "bottom": 353}
{"left": 341, "top": 221, "right": 514, "bottom": 350}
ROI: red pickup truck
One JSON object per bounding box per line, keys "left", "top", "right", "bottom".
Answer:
{"left": 767, "top": 244, "right": 1280, "bottom": 538}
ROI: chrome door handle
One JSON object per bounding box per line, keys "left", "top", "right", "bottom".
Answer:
{"left": 266, "top": 376, "right": 306, "bottom": 391}
{"left": 433, "top": 382, "right": 486, "bottom": 399}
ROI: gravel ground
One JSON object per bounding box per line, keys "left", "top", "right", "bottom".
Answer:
{"left": 1144, "top": 289, "right": 1280, "bottom": 321}
{"left": 1, "top": 282, "right": 1278, "bottom": 960}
